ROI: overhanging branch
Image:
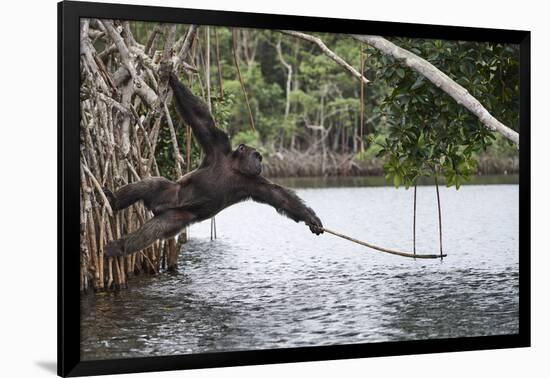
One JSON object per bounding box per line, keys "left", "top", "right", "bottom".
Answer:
{"left": 280, "top": 30, "right": 370, "bottom": 85}
{"left": 351, "top": 34, "right": 519, "bottom": 147}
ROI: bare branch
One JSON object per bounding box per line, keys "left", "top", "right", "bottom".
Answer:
{"left": 275, "top": 38, "right": 293, "bottom": 119}
{"left": 145, "top": 23, "right": 163, "bottom": 56}
{"left": 101, "top": 20, "right": 159, "bottom": 108}
{"left": 96, "top": 92, "right": 129, "bottom": 114}
{"left": 80, "top": 20, "right": 111, "bottom": 95}
{"left": 141, "top": 24, "right": 177, "bottom": 128}
{"left": 174, "top": 25, "right": 199, "bottom": 74}
{"left": 81, "top": 163, "right": 113, "bottom": 217}
{"left": 164, "top": 103, "right": 184, "bottom": 177}
{"left": 280, "top": 30, "right": 370, "bottom": 85}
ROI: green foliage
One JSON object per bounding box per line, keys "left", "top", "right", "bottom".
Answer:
{"left": 290, "top": 90, "right": 318, "bottom": 112}
{"left": 372, "top": 39, "right": 519, "bottom": 189}
{"left": 231, "top": 130, "right": 270, "bottom": 158}
{"left": 232, "top": 129, "right": 261, "bottom": 146}
{"left": 210, "top": 90, "right": 236, "bottom": 133}
{"left": 355, "top": 134, "right": 385, "bottom": 162}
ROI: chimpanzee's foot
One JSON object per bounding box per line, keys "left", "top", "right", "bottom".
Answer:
{"left": 105, "top": 239, "right": 125, "bottom": 257}
{"left": 102, "top": 187, "right": 117, "bottom": 210}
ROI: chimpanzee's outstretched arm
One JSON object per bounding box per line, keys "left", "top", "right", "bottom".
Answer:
{"left": 169, "top": 73, "right": 231, "bottom": 157}
{"left": 250, "top": 177, "right": 324, "bottom": 235}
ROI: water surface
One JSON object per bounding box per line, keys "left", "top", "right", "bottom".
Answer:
{"left": 81, "top": 180, "right": 519, "bottom": 360}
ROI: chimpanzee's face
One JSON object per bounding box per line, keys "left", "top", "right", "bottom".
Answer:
{"left": 233, "top": 143, "right": 263, "bottom": 176}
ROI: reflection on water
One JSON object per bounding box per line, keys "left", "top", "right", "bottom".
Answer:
{"left": 81, "top": 181, "right": 519, "bottom": 360}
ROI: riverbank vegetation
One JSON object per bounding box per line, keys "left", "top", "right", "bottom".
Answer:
{"left": 79, "top": 20, "right": 519, "bottom": 291}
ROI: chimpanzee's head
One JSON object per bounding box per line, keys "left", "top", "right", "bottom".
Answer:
{"left": 232, "top": 143, "right": 263, "bottom": 176}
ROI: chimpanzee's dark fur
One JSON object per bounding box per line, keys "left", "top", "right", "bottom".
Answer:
{"left": 103, "top": 73, "right": 323, "bottom": 257}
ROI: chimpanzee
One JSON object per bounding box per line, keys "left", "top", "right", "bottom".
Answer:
{"left": 103, "top": 73, "right": 323, "bottom": 257}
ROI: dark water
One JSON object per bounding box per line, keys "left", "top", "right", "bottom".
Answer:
{"left": 80, "top": 180, "right": 519, "bottom": 360}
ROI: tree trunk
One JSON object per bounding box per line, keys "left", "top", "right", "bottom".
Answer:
{"left": 276, "top": 39, "right": 293, "bottom": 119}
{"left": 166, "top": 238, "right": 179, "bottom": 272}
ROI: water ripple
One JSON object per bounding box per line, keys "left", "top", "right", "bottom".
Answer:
{"left": 81, "top": 185, "right": 519, "bottom": 360}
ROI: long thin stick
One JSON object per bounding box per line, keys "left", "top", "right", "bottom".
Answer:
{"left": 205, "top": 27, "right": 211, "bottom": 112}
{"left": 435, "top": 177, "right": 443, "bottom": 258}
{"left": 205, "top": 27, "right": 217, "bottom": 240}
{"left": 231, "top": 28, "right": 256, "bottom": 131}
{"left": 210, "top": 217, "right": 217, "bottom": 241}
{"left": 81, "top": 163, "right": 113, "bottom": 217}
{"left": 214, "top": 28, "right": 224, "bottom": 100}
{"left": 413, "top": 184, "right": 417, "bottom": 256}
{"left": 359, "top": 43, "right": 365, "bottom": 152}
{"left": 321, "top": 227, "right": 447, "bottom": 259}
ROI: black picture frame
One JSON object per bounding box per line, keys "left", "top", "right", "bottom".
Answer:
{"left": 58, "top": 1, "right": 531, "bottom": 376}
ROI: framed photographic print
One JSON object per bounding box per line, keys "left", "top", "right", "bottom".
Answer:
{"left": 58, "top": 0, "right": 530, "bottom": 376}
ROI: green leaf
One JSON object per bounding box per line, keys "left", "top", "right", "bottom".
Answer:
{"left": 396, "top": 68, "right": 405, "bottom": 79}
{"left": 393, "top": 174, "right": 401, "bottom": 188}
{"left": 411, "top": 76, "right": 425, "bottom": 90}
